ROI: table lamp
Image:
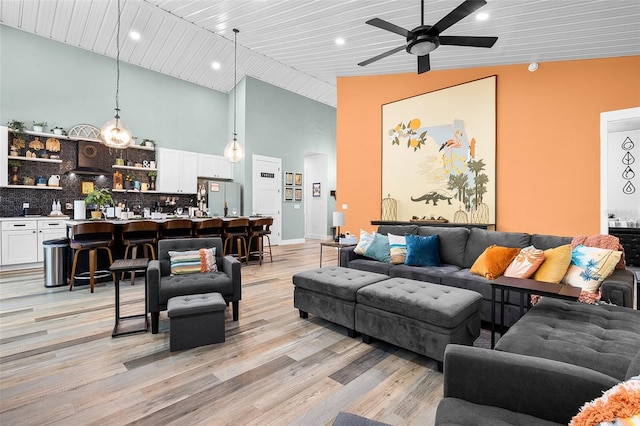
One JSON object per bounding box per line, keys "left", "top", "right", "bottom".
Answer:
{"left": 333, "top": 211, "right": 345, "bottom": 242}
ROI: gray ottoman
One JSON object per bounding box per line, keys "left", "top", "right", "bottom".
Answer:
{"left": 167, "top": 292, "right": 226, "bottom": 351}
{"left": 293, "top": 266, "right": 390, "bottom": 336}
{"left": 355, "top": 277, "right": 482, "bottom": 369}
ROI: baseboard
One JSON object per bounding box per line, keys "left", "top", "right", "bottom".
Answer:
{"left": 279, "top": 238, "right": 306, "bottom": 245}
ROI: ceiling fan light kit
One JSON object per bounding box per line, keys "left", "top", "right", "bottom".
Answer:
{"left": 359, "top": 0, "right": 498, "bottom": 74}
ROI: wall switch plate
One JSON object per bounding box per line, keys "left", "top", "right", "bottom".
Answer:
{"left": 23, "top": 203, "right": 29, "bottom": 209}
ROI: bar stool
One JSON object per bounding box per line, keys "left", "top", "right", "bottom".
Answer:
{"left": 160, "top": 219, "right": 193, "bottom": 239}
{"left": 121, "top": 220, "right": 159, "bottom": 285}
{"left": 248, "top": 217, "right": 273, "bottom": 265}
{"left": 69, "top": 222, "right": 116, "bottom": 293}
{"left": 222, "top": 218, "right": 250, "bottom": 265}
{"left": 193, "top": 218, "right": 224, "bottom": 238}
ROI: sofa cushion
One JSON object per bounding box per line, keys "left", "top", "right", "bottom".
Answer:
{"left": 470, "top": 245, "right": 521, "bottom": 280}
{"left": 462, "top": 228, "right": 531, "bottom": 268}
{"left": 364, "top": 233, "right": 390, "bottom": 263}
{"left": 627, "top": 351, "right": 640, "bottom": 379}
{"left": 532, "top": 244, "right": 572, "bottom": 283}
{"left": 348, "top": 258, "right": 394, "bottom": 275}
{"left": 159, "top": 271, "right": 233, "bottom": 305}
{"left": 530, "top": 234, "right": 572, "bottom": 250}
{"left": 417, "top": 226, "right": 470, "bottom": 267}
{"left": 377, "top": 224, "right": 418, "bottom": 236}
{"left": 495, "top": 298, "right": 640, "bottom": 381}
{"left": 389, "top": 263, "right": 461, "bottom": 283}
{"left": 436, "top": 397, "right": 561, "bottom": 426}
{"left": 405, "top": 234, "right": 441, "bottom": 267}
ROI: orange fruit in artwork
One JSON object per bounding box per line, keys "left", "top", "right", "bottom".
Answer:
{"left": 409, "top": 138, "right": 420, "bottom": 148}
{"left": 408, "top": 119, "right": 421, "bottom": 130}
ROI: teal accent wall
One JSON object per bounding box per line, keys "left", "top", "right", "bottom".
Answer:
{"left": 0, "top": 25, "right": 228, "bottom": 153}
{"left": 0, "top": 25, "right": 337, "bottom": 241}
{"left": 242, "top": 77, "right": 336, "bottom": 240}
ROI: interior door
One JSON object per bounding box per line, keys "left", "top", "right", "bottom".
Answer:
{"left": 252, "top": 155, "right": 282, "bottom": 245}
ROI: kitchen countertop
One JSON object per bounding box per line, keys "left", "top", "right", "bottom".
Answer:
{"left": 0, "top": 215, "right": 70, "bottom": 221}
{"left": 64, "top": 216, "right": 268, "bottom": 226}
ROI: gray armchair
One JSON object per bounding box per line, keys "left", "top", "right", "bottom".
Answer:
{"left": 147, "top": 237, "right": 241, "bottom": 334}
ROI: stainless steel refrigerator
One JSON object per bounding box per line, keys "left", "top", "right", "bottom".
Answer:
{"left": 207, "top": 181, "right": 242, "bottom": 217}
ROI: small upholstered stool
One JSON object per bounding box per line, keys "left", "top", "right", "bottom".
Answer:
{"left": 292, "top": 266, "right": 390, "bottom": 337}
{"left": 167, "top": 292, "right": 226, "bottom": 351}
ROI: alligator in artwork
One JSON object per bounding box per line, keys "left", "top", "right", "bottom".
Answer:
{"left": 411, "top": 190, "right": 453, "bottom": 206}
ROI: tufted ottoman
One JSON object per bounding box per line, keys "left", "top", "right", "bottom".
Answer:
{"left": 167, "top": 292, "right": 226, "bottom": 351}
{"left": 293, "top": 266, "right": 390, "bottom": 336}
{"left": 356, "top": 277, "right": 482, "bottom": 369}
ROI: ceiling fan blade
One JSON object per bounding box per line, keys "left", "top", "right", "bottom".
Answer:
{"left": 428, "top": 0, "right": 487, "bottom": 35}
{"left": 358, "top": 45, "right": 407, "bottom": 67}
{"left": 366, "top": 18, "right": 412, "bottom": 38}
{"left": 439, "top": 35, "right": 498, "bottom": 48}
{"left": 418, "top": 54, "right": 431, "bottom": 74}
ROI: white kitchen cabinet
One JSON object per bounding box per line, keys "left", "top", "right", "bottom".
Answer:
{"left": 36, "top": 219, "right": 68, "bottom": 262}
{"left": 197, "top": 153, "right": 233, "bottom": 180}
{"left": 157, "top": 148, "right": 198, "bottom": 193}
{"left": 1, "top": 220, "right": 39, "bottom": 265}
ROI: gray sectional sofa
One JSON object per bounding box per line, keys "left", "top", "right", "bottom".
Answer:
{"left": 340, "top": 224, "right": 635, "bottom": 326}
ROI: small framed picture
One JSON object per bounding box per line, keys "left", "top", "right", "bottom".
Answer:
{"left": 312, "top": 182, "right": 321, "bottom": 197}
{"left": 295, "top": 172, "right": 303, "bottom": 186}
{"left": 284, "top": 187, "right": 293, "bottom": 201}
{"left": 284, "top": 171, "right": 293, "bottom": 186}
{"left": 294, "top": 188, "right": 302, "bottom": 202}
{"left": 81, "top": 181, "right": 94, "bottom": 195}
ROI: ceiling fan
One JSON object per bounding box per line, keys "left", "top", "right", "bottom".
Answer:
{"left": 358, "top": 0, "right": 498, "bottom": 74}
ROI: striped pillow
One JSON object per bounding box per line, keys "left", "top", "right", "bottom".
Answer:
{"left": 169, "top": 248, "right": 217, "bottom": 275}
{"left": 388, "top": 233, "right": 407, "bottom": 264}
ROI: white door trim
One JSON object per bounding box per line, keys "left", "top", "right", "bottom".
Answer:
{"left": 252, "top": 154, "right": 282, "bottom": 245}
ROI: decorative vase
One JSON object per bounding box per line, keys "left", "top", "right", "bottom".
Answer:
{"left": 149, "top": 176, "right": 156, "bottom": 190}
{"left": 33, "top": 125, "right": 43, "bottom": 133}
{"left": 53, "top": 128, "right": 63, "bottom": 136}
{"left": 90, "top": 210, "right": 102, "bottom": 219}
{"left": 125, "top": 181, "right": 132, "bottom": 190}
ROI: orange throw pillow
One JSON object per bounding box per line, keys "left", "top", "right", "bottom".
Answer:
{"left": 470, "top": 245, "right": 521, "bottom": 280}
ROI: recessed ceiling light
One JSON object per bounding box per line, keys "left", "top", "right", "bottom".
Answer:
{"left": 211, "top": 62, "right": 221, "bottom": 70}
{"left": 335, "top": 37, "right": 345, "bottom": 46}
{"left": 476, "top": 12, "right": 489, "bottom": 21}
{"left": 129, "top": 31, "right": 141, "bottom": 41}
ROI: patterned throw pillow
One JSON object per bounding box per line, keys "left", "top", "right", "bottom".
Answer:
{"left": 532, "top": 244, "right": 572, "bottom": 283}
{"left": 504, "top": 245, "right": 545, "bottom": 279}
{"left": 570, "top": 375, "right": 640, "bottom": 426}
{"left": 388, "top": 234, "right": 407, "bottom": 265}
{"left": 169, "top": 248, "right": 217, "bottom": 275}
{"left": 354, "top": 229, "right": 375, "bottom": 255}
{"left": 405, "top": 234, "right": 441, "bottom": 267}
{"left": 363, "top": 233, "right": 391, "bottom": 263}
{"left": 562, "top": 245, "right": 623, "bottom": 292}
{"left": 470, "top": 245, "right": 520, "bottom": 280}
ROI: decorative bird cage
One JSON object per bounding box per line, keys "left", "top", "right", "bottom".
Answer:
{"left": 453, "top": 204, "right": 469, "bottom": 223}
{"left": 381, "top": 194, "right": 397, "bottom": 221}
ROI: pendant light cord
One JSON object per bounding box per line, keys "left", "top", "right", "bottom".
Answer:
{"left": 115, "top": 0, "right": 122, "bottom": 115}
{"left": 233, "top": 28, "right": 239, "bottom": 138}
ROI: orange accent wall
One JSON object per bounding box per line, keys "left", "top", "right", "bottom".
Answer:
{"left": 337, "top": 56, "right": 640, "bottom": 236}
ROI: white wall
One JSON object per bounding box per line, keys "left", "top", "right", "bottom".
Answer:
{"left": 304, "top": 153, "right": 328, "bottom": 239}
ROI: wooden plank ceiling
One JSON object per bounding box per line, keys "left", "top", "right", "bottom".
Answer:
{"left": 1, "top": 0, "right": 639, "bottom": 107}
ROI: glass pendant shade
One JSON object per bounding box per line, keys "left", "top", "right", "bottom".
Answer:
{"left": 224, "top": 135, "right": 244, "bottom": 163}
{"left": 100, "top": 112, "right": 132, "bottom": 149}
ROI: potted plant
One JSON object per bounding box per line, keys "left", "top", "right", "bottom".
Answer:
{"left": 7, "top": 120, "right": 27, "bottom": 150}
{"left": 141, "top": 139, "right": 155, "bottom": 148}
{"left": 32, "top": 121, "right": 48, "bottom": 133}
{"left": 8, "top": 160, "right": 21, "bottom": 185}
{"left": 148, "top": 170, "right": 157, "bottom": 190}
{"left": 85, "top": 188, "right": 114, "bottom": 219}
{"left": 51, "top": 126, "right": 66, "bottom": 136}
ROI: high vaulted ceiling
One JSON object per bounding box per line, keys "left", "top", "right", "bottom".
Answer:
{"left": 1, "top": 0, "right": 639, "bottom": 107}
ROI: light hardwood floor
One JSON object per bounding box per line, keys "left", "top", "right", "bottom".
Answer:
{"left": 0, "top": 240, "right": 443, "bottom": 425}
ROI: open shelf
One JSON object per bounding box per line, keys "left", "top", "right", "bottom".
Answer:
{"left": 112, "top": 189, "right": 159, "bottom": 193}
{"left": 6, "top": 184, "right": 63, "bottom": 190}
{"left": 112, "top": 165, "right": 157, "bottom": 171}
{"left": 7, "top": 155, "right": 62, "bottom": 164}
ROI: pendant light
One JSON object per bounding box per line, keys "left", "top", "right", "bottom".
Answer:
{"left": 224, "top": 28, "right": 245, "bottom": 163}
{"left": 100, "top": 0, "right": 133, "bottom": 149}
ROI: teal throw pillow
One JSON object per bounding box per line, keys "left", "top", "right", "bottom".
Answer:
{"left": 405, "top": 234, "right": 441, "bottom": 267}
{"left": 364, "top": 233, "right": 391, "bottom": 263}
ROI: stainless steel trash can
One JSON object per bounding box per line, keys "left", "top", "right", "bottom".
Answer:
{"left": 43, "top": 238, "right": 69, "bottom": 287}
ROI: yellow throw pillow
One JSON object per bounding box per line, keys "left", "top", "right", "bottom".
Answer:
{"left": 470, "top": 245, "right": 521, "bottom": 280}
{"left": 531, "top": 244, "right": 572, "bottom": 283}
